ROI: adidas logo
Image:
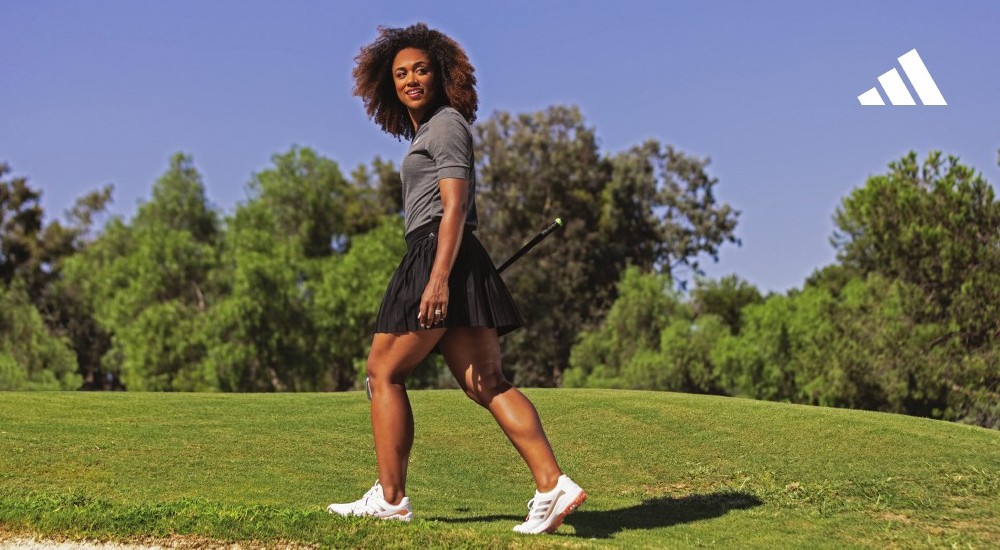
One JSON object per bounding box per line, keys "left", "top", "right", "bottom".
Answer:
{"left": 858, "top": 49, "right": 946, "bottom": 106}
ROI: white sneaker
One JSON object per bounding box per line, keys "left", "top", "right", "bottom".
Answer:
{"left": 326, "top": 481, "right": 413, "bottom": 521}
{"left": 513, "top": 474, "right": 587, "bottom": 534}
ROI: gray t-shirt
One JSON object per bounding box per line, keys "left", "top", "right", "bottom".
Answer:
{"left": 400, "top": 105, "right": 478, "bottom": 235}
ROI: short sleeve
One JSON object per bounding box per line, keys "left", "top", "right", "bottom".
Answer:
{"left": 425, "top": 110, "right": 473, "bottom": 181}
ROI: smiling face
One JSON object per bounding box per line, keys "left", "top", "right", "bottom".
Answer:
{"left": 393, "top": 47, "right": 439, "bottom": 128}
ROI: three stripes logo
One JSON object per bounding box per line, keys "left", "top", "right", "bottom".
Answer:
{"left": 858, "top": 49, "right": 947, "bottom": 106}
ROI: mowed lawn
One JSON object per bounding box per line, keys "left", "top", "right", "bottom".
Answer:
{"left": 1, "top": 389, "right": 998, "bottom": 548}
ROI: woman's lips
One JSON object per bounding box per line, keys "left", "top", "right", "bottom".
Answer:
{"left": 406, "top": 89, "right": 423, "bottom": 98}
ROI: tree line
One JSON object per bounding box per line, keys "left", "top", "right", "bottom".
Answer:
{"left": 1, "top": 106, "right": 996, "bottom": 428}
{"left": 567, "top": 151, "right": 999, "bottom": 429}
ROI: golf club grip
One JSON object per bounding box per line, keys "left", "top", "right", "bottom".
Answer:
{"left": 497, "top": 218, "right": 563, "bottom": 274}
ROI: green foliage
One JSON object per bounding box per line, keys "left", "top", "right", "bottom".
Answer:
{"left": 205, "top": 204, "right": 317, "bottom": 392}
{"left": 714, "top": 280, "right": 879, "bottom": 408}
{"left": 1, "top": 161, "right": 111, "bottom": 388}
{"left": 566, "top": 266, "right": 683, "bottom": 388}
{"left": 310, "top": 216, "right": 410, "bottom": 390}
{"left": 135, "top": 153, "right": 219, "bottom": 243}
{"left": 0, "top": 282, "right": 80, "bottom": 390}
{"left": 690, "top": 275, "right": 763, "bottom": 335}
{"left": 63, "top": 156, "right": 220, "bottom": 391}
{"left": 567, "top": 151, "right": 999, "bottom": 429}
{"left": 657, "top": 313, "right": 729, "bottom": 393}
{"left": 475, "top": 107, "right": 611, "bottom": 386}
{"left": 58, "top": 148, "right": 416, "bottom": 393}
{"left": 832, "top": 150, "right": 1000, "bottom": 423}
{"left": 68, "top": 223, "right": 217, "bottom": 391}
{"left": 568, "top": 267, "right": 734, "bottom": 395}
{"left": 10, "top": 111, "right": 996, "bottom": 434}
{"left": 476, "top": 106, "right": 739, "bottom": 385}
{"left": 0, "top": 162, "right": 46, "bottom": 291}
{"left": 833, "top": 150, "right": 1000, "bottom": 345}
{"left": 0, "top": 162, "right": 112, "bottom": 299}
{"left": 248, "top": 146, "right": 378, "bottom": 258}
{"left": 200, "top": 148, "right": 399, "bottom": 392}
{"left": 350, "top": 155, "right": 404, "bottom": 217}
{"left": 638, "top": 141, "right": 741, "bottom": 276}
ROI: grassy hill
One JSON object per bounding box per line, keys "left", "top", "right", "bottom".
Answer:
{"left": 0, "top": 390, "right": 997, "bottom": 548}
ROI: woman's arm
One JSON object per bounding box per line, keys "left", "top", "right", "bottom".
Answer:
{"left": 419, "top": 178, "right": 468, "bottom": 328}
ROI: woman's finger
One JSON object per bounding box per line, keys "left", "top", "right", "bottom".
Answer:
{"left": 434, "top": 302, "right": 448, "bottom": 325}
{"left": 418, "top": 300, "right": 432, "bottom": 329}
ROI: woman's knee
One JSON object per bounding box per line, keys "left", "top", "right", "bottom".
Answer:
{"left": 461, "top": 387, "right": 485, "bottom": 407}
{"left": 366, "top": 358, "right": 406, "bottom": 387}
{"left": 468, "top": 367, "right": 513, "bottom": 405}
{"left": 366, "top": 331, "right": 444, "bottom": 388}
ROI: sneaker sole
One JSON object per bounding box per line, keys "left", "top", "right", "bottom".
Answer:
{"left": 327, "top": 506, "right": 413, "bottom": 522}
{"left": 543, "top": 490, "right": 588, "bottom": 534}
{"left": 383, "top": 512, "right": 413, "bottom": 522}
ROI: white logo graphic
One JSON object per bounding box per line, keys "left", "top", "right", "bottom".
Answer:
{"left": 858, "top": 49, "right": 947, "bottom": 106}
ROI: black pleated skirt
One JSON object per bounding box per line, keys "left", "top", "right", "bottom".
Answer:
{"left": 374, "top": 220, "right": 523, "bottom": 336}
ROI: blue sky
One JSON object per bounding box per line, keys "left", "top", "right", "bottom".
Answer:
{"left": 3, "top": 0, "right": 998, "bottom": 292}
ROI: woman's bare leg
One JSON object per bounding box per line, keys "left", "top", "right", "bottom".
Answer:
{"left": 439, "top": 327, "right": 562, "bottom": 492}
{"left": 366, "top": 329, "right": 445, "bottom": 505}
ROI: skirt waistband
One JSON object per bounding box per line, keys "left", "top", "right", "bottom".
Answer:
{"left": 405, "top": 219, "right": 475, "bottom": 248}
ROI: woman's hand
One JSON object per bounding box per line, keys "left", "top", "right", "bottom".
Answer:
{"left": 418, "top": 274, "right": 449, "bottom": 329}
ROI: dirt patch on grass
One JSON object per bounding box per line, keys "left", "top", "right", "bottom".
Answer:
{"left": 1, "top": 537, "right": 163, "bottom": 550}
{"left": 879, "top": 512, "right": 912, "bottom": 524}
{"left": 0, "top": 536, "right": 315, "bottom": 550}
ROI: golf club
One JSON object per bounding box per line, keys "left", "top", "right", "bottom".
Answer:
{"left": 497, "top": 217, "right": 564, "bottom": 274}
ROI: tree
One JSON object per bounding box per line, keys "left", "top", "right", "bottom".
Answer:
{"left": 831, "top": 151, "right": 1000, "bottom": 425}
{"left": 474, "top": 106, "right": 739, "bottom": 385}
{"left": 607, "top": 141, "right": 741, "bottom": 278}
{"left": 566, "top": 266, "right": 731, "bottom": 394}
{"left": 204, "top": 147, "right": 393, "bottom": 391}
{"left": 0, "top": 162, "right": 44, "bottom": 291}
{"left": 351, "top": 156, "right": 404, "bottom": 217}
{"left": 690, "top": 275, "right": 763, "bottom": 335}
{"left": 833, "top": 151, "right": 1000, "bottom": 346}
{"left": 135, "top": 153, "right": 219, "bottom": 243}
{"left": 830, "top": 274, "right": 954, "bottom": 415}
{"left": 565, "top": 266, "right": 684, "bottom": 388}
{"left": 248, "top": 147, "right": 378, "bottom": 257}
{"left": 63, "top": 155, "right": 219, "bottom": 390}
{"left": 204, "top": 203, "right": 316, "bottom": 391}
{"left": 563, "top": 150, "right": 997, "bottom": 429}
{"left": 0, "top": 162, "right": 112, "bottom": 300}
{"left": 475, "top": 107, "right": 611, "bottom": 386}
{"left": 310, "top": 216, "right": 431, "bottom": 391}
{"left": 0, "top": 281, "right": 80, "bottom": 390}
{"left": 1, "top": 162, "right": 113, "bottom": 388}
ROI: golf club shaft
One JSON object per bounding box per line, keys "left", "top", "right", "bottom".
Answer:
{"left": 497, "top": 218, "right": 564, "bottom": 274}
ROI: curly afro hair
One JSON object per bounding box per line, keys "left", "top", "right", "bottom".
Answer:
{"left": 353, "top": 23, "right": 477, "bottom": 140}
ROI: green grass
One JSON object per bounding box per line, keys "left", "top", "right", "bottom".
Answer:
{"left": 1, "top": 389, "right": 998, "bottom": 548}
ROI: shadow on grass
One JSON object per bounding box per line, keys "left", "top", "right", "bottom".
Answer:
{"left": 566, "top": 491, "right": 763, "bottom": 538}
{"left": 430, "top": 491, "right": 763, "bottom": 539}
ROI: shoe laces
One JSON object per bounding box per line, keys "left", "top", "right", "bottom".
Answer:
{"left": 524, "top": 494, "right": 555, "bottom": 520}
{"left": 355, "top": 482, "right": 383, "bottom": 510}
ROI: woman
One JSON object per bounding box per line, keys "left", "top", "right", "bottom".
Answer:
{"left": 326, "top": 23, "right": 586, "bottom": 535}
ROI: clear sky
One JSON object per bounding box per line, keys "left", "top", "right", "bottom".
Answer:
{"left": 3, "top": 0, "right": 998, "bottom": 293}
